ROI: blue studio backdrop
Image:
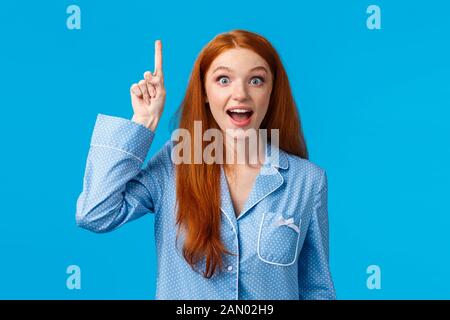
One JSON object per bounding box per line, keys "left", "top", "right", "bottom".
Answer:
{"left": 0, "top": 0, "right": 449, "bottom": 299}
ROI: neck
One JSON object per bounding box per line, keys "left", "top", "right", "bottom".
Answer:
{"left": 223, "top": 134, "right": 266, "bottom": 171}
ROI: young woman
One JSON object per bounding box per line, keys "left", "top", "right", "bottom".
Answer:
{"left": 76, "top": 29, "right": 336, "bottom": 300}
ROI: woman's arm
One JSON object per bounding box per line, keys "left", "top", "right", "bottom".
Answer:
{"left": 297, "top": 170, "right": 337, "bottom": 299}
{"left": 75, "top": 114, "right": 166, "bottom": 233}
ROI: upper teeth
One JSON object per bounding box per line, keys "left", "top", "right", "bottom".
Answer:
{"left": 229, "top": 109, "right": 251, "bottom": 113}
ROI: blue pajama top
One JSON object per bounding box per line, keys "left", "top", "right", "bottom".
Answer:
{"left": 76, "top": 114, "right": 336, "bottom": 300}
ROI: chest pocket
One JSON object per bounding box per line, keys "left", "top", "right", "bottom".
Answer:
{"left": 257, "top": 212, "right": 302, "bottom": 266}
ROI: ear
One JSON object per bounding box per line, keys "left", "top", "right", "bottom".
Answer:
{"left": 205, "top": 96, "right": 209, "bottom": 103}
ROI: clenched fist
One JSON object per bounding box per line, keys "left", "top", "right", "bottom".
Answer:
{"left": 130, "top": 40, "right": 166, "bottom": 131}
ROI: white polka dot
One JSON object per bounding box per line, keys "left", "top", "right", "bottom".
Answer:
{"left": 75, "top": 113, "right": 337, "bottom": 300}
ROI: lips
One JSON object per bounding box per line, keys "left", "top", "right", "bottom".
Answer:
{"left": 226, "top": 106, "right": 253, "bottom": 112}
{"left": 226, "top": 107, "right": 254, "bottom": 127}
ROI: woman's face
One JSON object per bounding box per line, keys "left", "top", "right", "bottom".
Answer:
{"left": 204, "top": 48, "right": 273, "bottom": 137}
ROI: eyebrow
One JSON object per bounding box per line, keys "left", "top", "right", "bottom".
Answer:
{"left": 212, "top": 65, "right": 268, "bottom": 74}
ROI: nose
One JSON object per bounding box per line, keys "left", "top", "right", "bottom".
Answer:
{"left": 231, "top": 80, "right": 249, "bottom": 101}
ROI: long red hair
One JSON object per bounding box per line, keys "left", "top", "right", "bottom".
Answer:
{"left": 173, "top": 29, "right": 308, "bottom": 278}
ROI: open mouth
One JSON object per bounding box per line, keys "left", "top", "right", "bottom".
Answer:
{"left": 226, "top": 109, "right": 254, "bottom": 124}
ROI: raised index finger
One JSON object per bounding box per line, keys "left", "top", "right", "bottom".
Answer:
{"left": 154, "top": 40, "right": 163, "bottom": 76}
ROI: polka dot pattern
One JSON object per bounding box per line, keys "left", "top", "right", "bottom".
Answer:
{"left": 76, "top": 114, "right": 336, "bottom": 300}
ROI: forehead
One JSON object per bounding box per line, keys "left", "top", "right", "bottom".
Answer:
{"left": 209, "top": 48, "right": 270, "bottom": 73}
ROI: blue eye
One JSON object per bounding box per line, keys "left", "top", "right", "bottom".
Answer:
{"left": 216, "top": 75, "right": 265, "bottom": 86}
{"left": 251, "top": 77, "right": 265, "bottom": 85}
{"left": 217, "top": 76, "right": 230, "bottom": 85}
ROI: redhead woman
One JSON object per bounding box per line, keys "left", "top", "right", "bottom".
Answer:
{"left": 76, "top": 29, "right": 336, "bottom": 300}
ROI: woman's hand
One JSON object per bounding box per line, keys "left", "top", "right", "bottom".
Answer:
{"left": 130, "top": 40, "right": 166, "bottom": 131}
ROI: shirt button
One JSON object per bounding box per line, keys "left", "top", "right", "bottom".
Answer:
{"left": 227, "top": 265, "right": 233, "bottom": 271}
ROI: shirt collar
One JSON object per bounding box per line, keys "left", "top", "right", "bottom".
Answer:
{"left": 219, "top": 142, "right": 289, "bottom": 225}
{"left": 263, "top": 142, "right": 289, "bottom": 170}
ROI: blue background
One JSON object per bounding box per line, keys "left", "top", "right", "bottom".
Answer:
{"left": 0, "top": 0, "right": 449, "bottom": 299}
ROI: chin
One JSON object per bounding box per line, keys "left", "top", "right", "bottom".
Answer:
{"left": 224, "top": 126, "right": 258, "bottom": 141}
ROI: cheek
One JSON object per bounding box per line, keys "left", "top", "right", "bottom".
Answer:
{"left": 255, "top": 91, "right": 271, "bottom": 115}
{"left": 208, "top": 90, "right": 228, "bottom": 105}
{"left": 206, "top": 85, "right": 225, "bottom": 103}
{"left": 210, "top": 106, "right": 225, "bottom": 121}
{"left": 262, "top": 86, "right": 272, "bottom": 102}
{"left": 206, "top": 98, "right": 228, "bottom": 124}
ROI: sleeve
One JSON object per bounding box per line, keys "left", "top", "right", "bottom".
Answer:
{"left": 297, "top": 170, "right": 337, "bottom": 299}
{"left": 75, "top": 113, "right": 166, "bottom": 233}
